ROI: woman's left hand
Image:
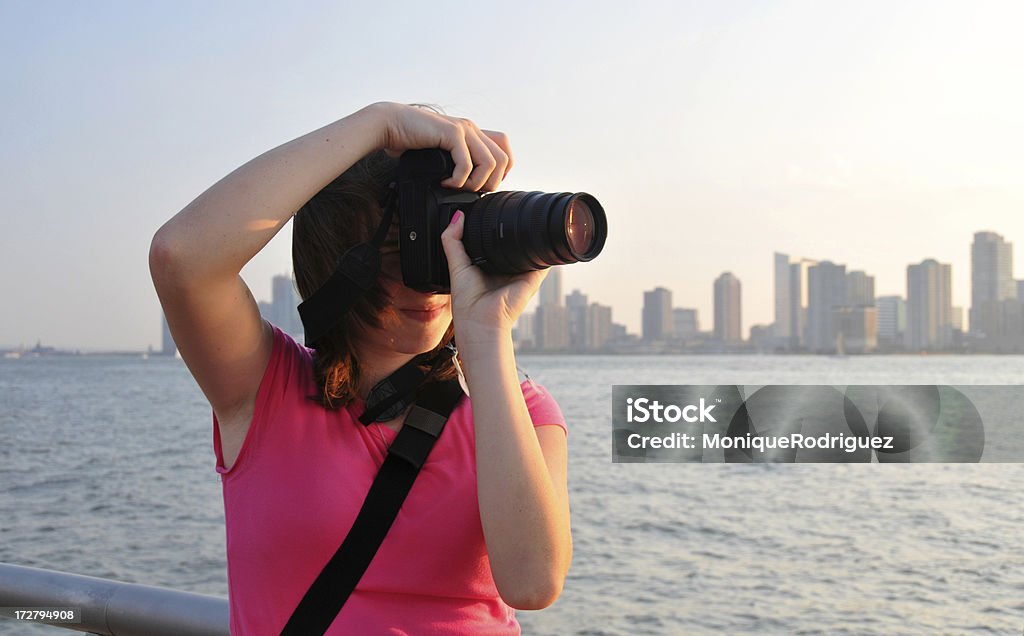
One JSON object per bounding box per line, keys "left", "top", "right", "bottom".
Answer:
{"left": 441, "top": 210, "right": 547, "bottom": 343}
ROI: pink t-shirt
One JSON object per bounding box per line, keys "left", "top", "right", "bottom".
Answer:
{"left": 213, "top": 325, "right": 566, "bottom": 635}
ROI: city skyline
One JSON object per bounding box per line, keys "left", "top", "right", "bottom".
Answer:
{"left": 510, "top": 228, "right": 1023, "bottom": 354}
{"left": 3, "top": 2, "right": 1023, "bottom": 350}
{"left": 6, "top": 226, "right": 1021, "bottom": 353}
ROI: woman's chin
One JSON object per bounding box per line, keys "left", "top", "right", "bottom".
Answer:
{"left": 354, "top": 305, "right": 452, "bottom": 356}
{"left": 391, "top": 319, "right": 452, "bottom": 354}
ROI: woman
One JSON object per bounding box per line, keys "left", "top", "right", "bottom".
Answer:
{"left": 150, "top": 102, "right": 572, "bottom": 634}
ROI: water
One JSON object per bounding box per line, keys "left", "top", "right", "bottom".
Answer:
{"left": 2, "top": 355, "right": 1023, "bottom": 635}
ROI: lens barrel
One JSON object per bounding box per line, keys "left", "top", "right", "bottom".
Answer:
{"left": 460, "top": 191, "right": 607, "bottom": 274}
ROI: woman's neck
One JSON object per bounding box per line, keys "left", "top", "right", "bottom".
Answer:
{"left": 354, "top": 347, "right": 418, "bottom": 398}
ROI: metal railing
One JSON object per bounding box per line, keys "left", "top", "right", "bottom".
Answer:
{"left": 0, "top": 563, "right": 228, "bottom": 635}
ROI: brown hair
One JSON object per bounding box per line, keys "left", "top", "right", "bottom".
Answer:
{"left": 292, "top": 150, "right": 456, "bottom": 409}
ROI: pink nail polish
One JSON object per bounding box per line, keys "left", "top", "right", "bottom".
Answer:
{"left": 451, "top": 210, "right": 463, "bottom": 224}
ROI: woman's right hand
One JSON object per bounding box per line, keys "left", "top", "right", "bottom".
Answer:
{"left": 368, "top": 102, "right": 513, "bottom": 193}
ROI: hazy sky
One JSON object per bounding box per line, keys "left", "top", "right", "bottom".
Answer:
{"left": 2, "top": 0, "right": 1022, "bottom": 349}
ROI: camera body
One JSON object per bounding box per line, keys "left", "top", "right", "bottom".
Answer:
{"left": 397, "top": 148, "right": 607, "bottom": 294}
{"left": 397, "top": 149, "right": 478, "bottom": 293}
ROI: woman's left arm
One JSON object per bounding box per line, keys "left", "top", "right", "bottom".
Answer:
{"left": 442, "top": 210, "right": 572, "bottom": 611}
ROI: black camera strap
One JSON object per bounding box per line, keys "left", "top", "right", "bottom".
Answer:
{"left": 359, "top": 344, "right": 455, "bottom": 424}
{"left": 297, "top": 184, "right": 397, "bottom": 347}
{"left": 280, "top": 378, "right": 464, "bottom": 636}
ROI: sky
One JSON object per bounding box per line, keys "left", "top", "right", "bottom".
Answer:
{"left": 2, "top": 0, "right": 1023, "bottom": 350}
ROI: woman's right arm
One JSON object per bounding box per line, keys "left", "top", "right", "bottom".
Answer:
{"left": 149, "top": 102, "right": 510, "bottom": 435}
{"left": 150, "top": 103, "right": 387, "bottom": 428}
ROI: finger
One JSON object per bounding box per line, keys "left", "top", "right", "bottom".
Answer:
{"left": 482, "top": 130, "right": 514, "bottom": 179}
{"left": 521, "top": 268, "right": 548, "bottom": 295}
{"left": 478, "top": 134, "right": 509, "bottom": 192}
{"left": 440, "top": 210, "right": 472, "bottom": 272}
{"left": 459, "top": 126, "right": 497, "bottom": 192}
{"left": 440, "top": 121, "right": 473, "bottom": 188}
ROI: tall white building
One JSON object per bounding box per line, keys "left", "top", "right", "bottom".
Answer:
{"left": 786, "top": 257, "right": 811, "bottom": 348}
{"left": 532, "top": 268, "right": 568, "bottom": 348}
{"left": 539, "top": 266, "right": 563, "bottom": 308}
{"left": 971, "top": 231, "right": 1014, "bottom": 334}
{"left": 907, "top": 259, "right": 952, "bottom": 351}
{"left": 642, "top": 287, "right": 673, "bottom": 341}
{"left": 587, "top": 303, "right": 613, "bottom": 350}
{"left": 807, "top": 261, "right": 847, "bottom": 353}
{"left": 534, "top": 304, "right": 569, "bottom": 351}
{"left": 773, "top": 253, "right": 792, "bottom": 341}
{"left": 876, "top": 295, "right": 906, "bottom": 346}
{"left": 713, "top": 272, "right": 742, "bottom": 343}
{"left": 566, "top": 289, "right": 589, "bottom": 351}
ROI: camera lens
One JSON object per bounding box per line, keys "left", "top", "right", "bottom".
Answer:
{"left": 566, "top": 198, "right": 595, "bottom": 255}
{"left": 461, "top": 191, "right": 607, "bottom": 274}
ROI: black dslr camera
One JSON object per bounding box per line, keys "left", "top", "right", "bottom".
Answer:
{"left": 397, "top": 149, "right": 607, "bottom": 293}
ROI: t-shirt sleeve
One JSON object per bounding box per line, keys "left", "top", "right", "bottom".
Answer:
{"left": 520, "top": 380, "right": 567, "bottom": 436}
{"left": 213, "top": 323, "right": 313, "bottom": 476}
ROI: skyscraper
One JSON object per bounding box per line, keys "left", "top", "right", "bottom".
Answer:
{"left": 565, "top": 289, "right": 589, "bottom": 351}
{"left": 907, "top": 259, "right": 952, "bottom": 351}
{"left": 807, "top": 261, "right": 847, "bottom": 353}
{"left": 587, "top": 303, "right": 613, "bottom": 350}
{"left": 539, "top": 266, "right": 563, "bottom": 308}
{"left": 846, "top": 270, "right": 875, "bottom": 307}
{"left": 971, "top": 231, "right": 1014, "bottom": 335}
{"left": 773, "top": 253, "right": 792, "bottom": 341}
{"left": 876, "top": 295, "right": 906, "bottom": 346}
{"left": 642, "top": 287, "right": 673, "bottom": 341}
{"left": 534, "top": 304, "right": 569, "bottom": 350}
{"left": 787, "top": 258, "right": 816, "bottom": 349}
{"left": 532, "top": 267, "right": 568, "bottom": 348}
{"left": 672, "top": 308, "right": 699, "bottom": 340}
{"left": 713, "top": 272, "right": 742, "bottom": 343}
{"left": 160, "top": 312, "right": 177, "bottom": 357}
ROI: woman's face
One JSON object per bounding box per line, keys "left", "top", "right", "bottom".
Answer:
{"left": 353, "top": 242, "right": 452, "bottom": 357}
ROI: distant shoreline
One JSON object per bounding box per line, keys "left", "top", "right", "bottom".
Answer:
{"left": 4, "top": 349, "right": 1024, "bottom": 358}
{"left": 0, "top": 349, "right": 174, "bottom": 358}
